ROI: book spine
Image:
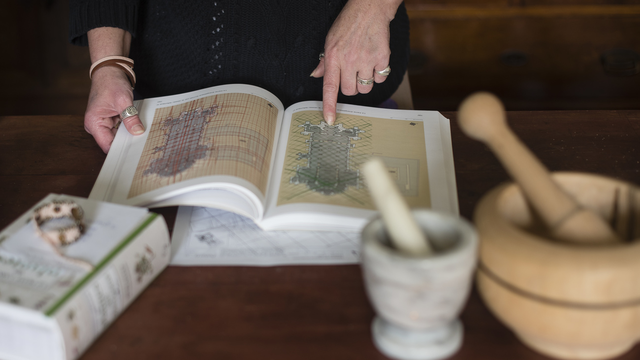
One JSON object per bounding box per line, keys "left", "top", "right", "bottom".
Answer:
{"left": 49, "top": 214, "right": 170, "bottom": 360}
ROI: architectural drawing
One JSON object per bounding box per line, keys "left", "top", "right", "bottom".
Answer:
{"left": 128, "top": 93, "right": 279, "bottom": 198}
{"left": 377, "top": 156, "right": 420, "bottom": 197}
{"left": 170, "top": 207, "right": 361, "bottom": 266}
{"left": 290, "top": 122, "right": 364, "bottom": 195}
{"left": 277, "top": 111, "right": 432, "bottom": 210}
{"left": 143, "top": 106, "right": 218, "bottom": 177}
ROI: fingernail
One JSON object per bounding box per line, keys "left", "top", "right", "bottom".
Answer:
{"left": 326, "top": 114, "right": 335, "bottom": 125}
{"left": 310, "top": 70, "right": 316, "bottom": 77}
{"left": 132, "top": 124, "right": 145, "bottom": 135}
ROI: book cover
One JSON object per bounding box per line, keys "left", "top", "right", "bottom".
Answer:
{"left": 0, "top": 194, "right": 170, "bottom": 360}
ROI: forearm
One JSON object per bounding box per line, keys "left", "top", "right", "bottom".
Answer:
{"left": 345, "top": 0, "right": 403, "bottom": 22}
{"left": 87, "top": 27, "right": 132, "bottom": 62}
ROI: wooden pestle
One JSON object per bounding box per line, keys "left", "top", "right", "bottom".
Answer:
{"left": 362, "top": 157, "right": 434, "bottom": 256}
{"left": 457, "top": 92, "right": 621, "bottom": 244}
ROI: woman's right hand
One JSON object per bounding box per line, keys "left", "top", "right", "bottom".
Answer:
{"left": 85, "top": 27, "right": 142, "bottom": 153}
{"left": 85, "top": 65, "right": 144, "bottom": 153}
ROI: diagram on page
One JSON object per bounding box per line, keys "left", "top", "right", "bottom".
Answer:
{"left": 128, "top": 93, "right": 279, "bottom": 198}
{"left": 170, "top": 207, "right": 361, "bottom": 266}
{"left": 277, "top": 111, "right": 431, "bottom": 209}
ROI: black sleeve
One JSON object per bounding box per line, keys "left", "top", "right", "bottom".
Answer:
{"left": 68, "top": 0, "right": 140, "bottom": 46}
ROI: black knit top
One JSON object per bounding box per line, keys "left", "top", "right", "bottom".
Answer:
{"left": 69, "top": 0, "right": 410, "bottom": 108}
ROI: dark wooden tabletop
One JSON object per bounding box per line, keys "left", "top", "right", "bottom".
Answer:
{"left": 1, "top": 111, "right": 640, "bottom": 360}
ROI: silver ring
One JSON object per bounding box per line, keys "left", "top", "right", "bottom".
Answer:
{"left": 319, "top": 52, "right": 325, "bottom": 61}
{"left": 357, "top": 75, "right": 374, "bottom": 86}
{"left": 120, "top": 106, "right": 138, "bottom": 120}
{"left": 376, "top": 66, "right": 391, "bottom": 76}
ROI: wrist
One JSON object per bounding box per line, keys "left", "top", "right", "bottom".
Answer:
{"left": 90, "top": 56, "right": 136, "bottom": 88}
{"left": 90, "top": 65, "right": 132, "bottom": 88}
{"left": 380, "top": 0, "right": 404, "bottom": 20}
{"left": 349, "top": 0, "right": 402, "bottom": 22}
{"left": 87, "top": 27, "right": 132, "bottom": 62}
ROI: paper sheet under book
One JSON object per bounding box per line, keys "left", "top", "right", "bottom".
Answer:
{"left": 170, "top": 206, "right": 361, "bottom": 266}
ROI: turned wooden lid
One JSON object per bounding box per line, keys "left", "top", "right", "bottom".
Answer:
{"left": 475, "top": 172, "right": 640, "bottom": 307}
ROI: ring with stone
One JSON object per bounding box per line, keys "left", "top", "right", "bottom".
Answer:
{"left": 357, "top": 75, "right": 374, "bottom": 86}
{"left": 319, "top": 52, "right": 325, "bottom": 61}
{"left": 120, "top": 106, "right": 138, "bottom": 121}
{"left": 376, "top": 66, "right": 391, "bottom": 77}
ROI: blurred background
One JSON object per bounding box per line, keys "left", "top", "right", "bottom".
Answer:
{"left": 1, "top": 0, "right": 639, "bottom": 115}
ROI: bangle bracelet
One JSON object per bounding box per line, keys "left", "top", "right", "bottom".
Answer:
{"left": 32, "top": 200, "right": 94, "bottom": 271}
{"left": 89, "top": 55, "right": 136, "bottom": 88}
{"left": 32, "top": 200, "right": 85, "bottom": 246}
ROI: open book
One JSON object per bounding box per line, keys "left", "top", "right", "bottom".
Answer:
{"left": 90, "top": 84, "right": 457, "bottom": 232}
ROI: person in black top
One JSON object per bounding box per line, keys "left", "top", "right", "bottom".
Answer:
{"left": 69, "top": 0, "right": 410, "bottom": 153}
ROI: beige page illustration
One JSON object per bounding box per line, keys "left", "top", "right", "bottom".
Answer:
{"left": 277, "top": 110, "right": 431, "bottom": 210}
{"left": 128, "top": 93, "right": 279, "bottom": 198}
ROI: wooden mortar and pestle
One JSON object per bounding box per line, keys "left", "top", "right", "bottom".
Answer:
{"left": 458, "top": 92, "right": 640, "bottom": 360}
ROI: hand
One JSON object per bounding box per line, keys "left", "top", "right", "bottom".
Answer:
{"left": 311, "top": 0, "right": 400, "bottom": 125}
{"left": 84, "top": 66, "right": 144, "bottom": 153}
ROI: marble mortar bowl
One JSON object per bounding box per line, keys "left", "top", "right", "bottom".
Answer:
{"left": 474, "top": 172, "right": 640, "bottom": 360}
{"left": 361, "top": 209, "right": 478, "bottom": 360}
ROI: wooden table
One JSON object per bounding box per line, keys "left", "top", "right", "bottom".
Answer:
{"left": 1, "top": 112, "right": 640, "bottom": 360}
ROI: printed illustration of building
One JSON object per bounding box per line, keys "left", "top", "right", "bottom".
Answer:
{"left": 291, "top": 122, "right": 364, "bottom": 195}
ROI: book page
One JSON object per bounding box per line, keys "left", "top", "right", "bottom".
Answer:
{"left": 90, "top": 85, "right": 284, "bottom": 218}
{"left": 277, "top": 110, "right": 430, "bottom": 209}
{"left": 170, "top": 207, "right": 360, "bottom": 266}
{"left": 129, "top": 92, "right": 279, "bottom": 198}
{"left": 261, "top": 102, "right": 457, "bottom": 231}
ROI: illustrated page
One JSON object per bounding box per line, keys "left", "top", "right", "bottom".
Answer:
{"left": 129, "top": 92, "right": 279, "bottom": 198}
{"left": 259, "top": 101, "right": 458, "bottom": 231}
{"left": 277, "top": 109, "right": 431, "bottom": 210}
{"left": 89, "top": 84, "right": 284, "bottom": 211}
{"left": 170, "top": 206, "right": 360, "bottom": 266}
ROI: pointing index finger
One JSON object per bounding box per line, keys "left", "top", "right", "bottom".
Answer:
{"left": 322, "top": 55, "right": 341, "bottom": 126}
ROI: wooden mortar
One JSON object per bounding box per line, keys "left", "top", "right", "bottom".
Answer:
{"left": 475, "top": 172, "right": 640, "bottom": 360}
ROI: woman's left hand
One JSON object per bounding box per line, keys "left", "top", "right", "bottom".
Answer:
{"left": 311, "top": 0, "right": 401, "bottom": 125}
